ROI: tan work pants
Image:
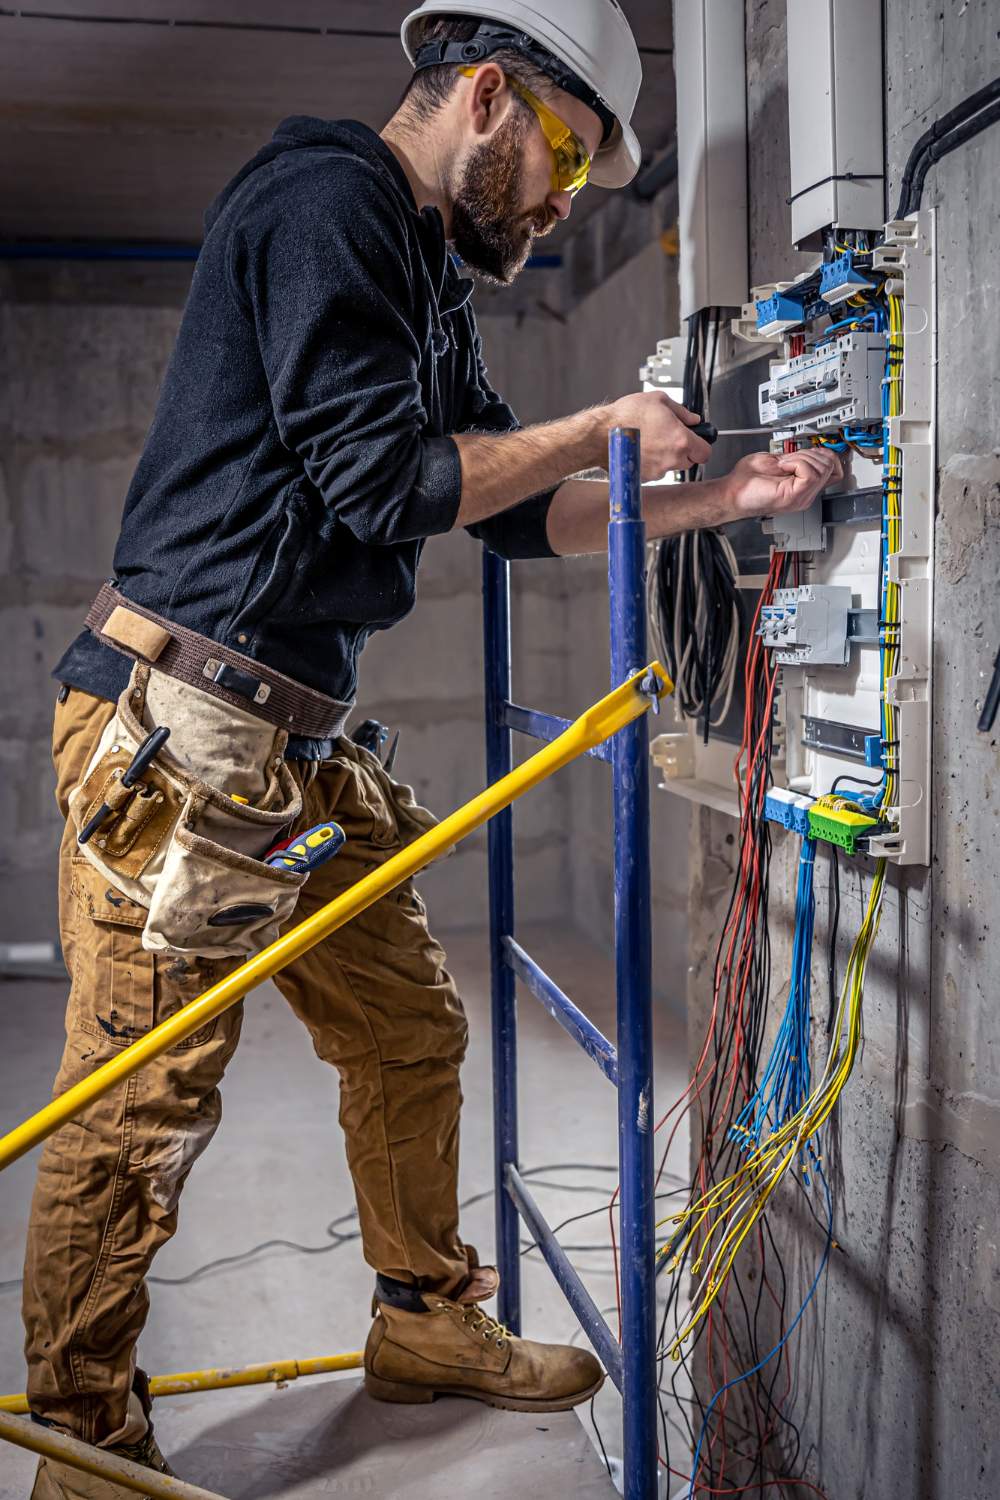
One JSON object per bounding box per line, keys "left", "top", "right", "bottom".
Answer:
{"left": 22, "top": 688, "right": 470, "bottom": 1446}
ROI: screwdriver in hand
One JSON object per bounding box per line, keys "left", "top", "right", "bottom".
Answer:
{"left": 691, "top": 422, "right": 772, "bottom": 444}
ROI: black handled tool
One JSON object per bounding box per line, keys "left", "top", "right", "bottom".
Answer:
{"left": 78, "top": 726, "right": 171, "bottom": 846}
{"left": 692, "top": 421, "right": 773, "bottom": 445}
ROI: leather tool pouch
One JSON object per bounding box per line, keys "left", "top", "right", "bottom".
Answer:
{"left": 69, "top": 663, "right": 306, "bottom": 959}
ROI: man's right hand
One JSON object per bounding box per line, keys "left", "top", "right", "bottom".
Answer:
{"left": 603, "top": 392, "right": 713, "bottom": 479}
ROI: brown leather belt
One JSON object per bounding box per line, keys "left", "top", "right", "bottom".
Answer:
{"left": 85, "top": 583, "right": 354, "bottom": 740}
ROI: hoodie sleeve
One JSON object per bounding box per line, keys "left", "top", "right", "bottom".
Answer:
{"left": 459, "top": 321, "right": 558, "bottom": 561}
{"left": 236, "top": 159, "right": 462, "bottom": 546}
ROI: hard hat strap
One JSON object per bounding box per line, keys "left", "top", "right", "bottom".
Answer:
{"left": 412, "top": 22, "right": 616, "bottom": 143}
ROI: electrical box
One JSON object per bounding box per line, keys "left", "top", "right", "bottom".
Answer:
{"left": 786, "top": 0, "right": 885, "bottom": 247}
{"left": 672, "top": 0, "right": 749, "bottom": 318}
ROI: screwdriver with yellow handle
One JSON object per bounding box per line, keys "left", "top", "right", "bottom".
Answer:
{"left": 264, "top": 822, "right": 346, "bottom": 875}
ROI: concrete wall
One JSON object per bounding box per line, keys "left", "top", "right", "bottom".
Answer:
{"left": 681, "top": 4, "right": 1000, "bottom": 1495}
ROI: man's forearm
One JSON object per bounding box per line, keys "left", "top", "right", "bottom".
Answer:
{"left": 545, "top": 477, "right": 732, "bottom": 557}
{"left": 452, "top": 410, "right": 608, "bottom": 529}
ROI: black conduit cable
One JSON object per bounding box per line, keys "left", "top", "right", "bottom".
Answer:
{"left": 894, "top": 75, "right": 1000, "bottom": 218}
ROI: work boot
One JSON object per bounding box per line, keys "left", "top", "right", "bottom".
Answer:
{"left": 364, "top": 1293, "right": 605, "bottom": 1412}
{"left": 29, "top": 1420, "right": 176, "bottom": 1499}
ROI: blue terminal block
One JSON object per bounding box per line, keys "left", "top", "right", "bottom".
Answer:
{"left": 820, "top": 252, "right": 875, "bottom": 307}
{"left": 765, "top": 787, "right": 813, "bottom": 839}
{"left": 755, "top": 290, "right": 807, "bottom": 337}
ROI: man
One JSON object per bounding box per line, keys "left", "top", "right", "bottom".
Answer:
{"left": 24, "top": 2, "right": 841, "bottom": 1492}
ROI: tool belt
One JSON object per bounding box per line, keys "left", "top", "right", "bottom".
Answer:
{"left": 86, "top": 582, "right": 353, "bottom": 741}
{"left": 69, "top": 662, "right": 309, "bottom": 959}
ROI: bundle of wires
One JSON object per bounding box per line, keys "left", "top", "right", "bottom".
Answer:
{"left": 662, "top": 858, "right": 887, "bottom": 1360}
{"left": 648, "top": 530, "right": 744, "bottom": 742}
{"left": 893, "top": 74, "right": 1000, "bottom": 218}
{"left": 731, "top": 837, "right": 817, "bottom": 1155}
{"left": 627, "top": 553, "right": 830, "bottom": 1494}
{"left": 647, "top": 308, "right": 745, "bottom": 743}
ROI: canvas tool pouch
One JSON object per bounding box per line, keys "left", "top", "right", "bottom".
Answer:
{"left": 68, "top": 663, "right": 307, "bottom": 959}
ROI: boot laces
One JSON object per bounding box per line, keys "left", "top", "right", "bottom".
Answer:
{"left": 114, "top": 1429, "right": 173, "bottom": 1474}
{"left": 461, "top": 1307, "right": 511, "bottom": 1348}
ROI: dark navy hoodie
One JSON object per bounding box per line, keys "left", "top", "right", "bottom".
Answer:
{"left": 55, "top": 118, "right": 556, "bottom": 743}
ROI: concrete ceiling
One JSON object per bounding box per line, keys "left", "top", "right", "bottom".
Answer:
{"left": 0, "top": 0, "right": 675, "bottom": 262}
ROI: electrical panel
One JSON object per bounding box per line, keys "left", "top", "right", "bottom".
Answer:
{"left": 644, "top": 214, "right": 936, "bottom": 866}
{"left": 672, "top": 0, "right": 749, "bottom": 319}
{"left": 786, "top": 0, "right": 886, "bottom": 248}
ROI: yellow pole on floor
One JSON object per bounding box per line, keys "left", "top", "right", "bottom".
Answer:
{"left": 0, "top": 1351, "right": 365, "bottom": 1414}
{"left": 0, "top": 1409, "right": 230, "bottom": 1500}
{"left": 0, "top": 663, "right": 671, "bottom": 1174}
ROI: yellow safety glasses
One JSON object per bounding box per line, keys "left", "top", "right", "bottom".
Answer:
{"left": 459, "top": 66, "right": 593, "bottom": 197}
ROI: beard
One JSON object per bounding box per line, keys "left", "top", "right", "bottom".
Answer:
{"left": 450, "top": 112, "right": 555, "bottom": 287}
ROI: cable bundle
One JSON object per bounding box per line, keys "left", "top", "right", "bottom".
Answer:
{"left": 648, "top": 530, "right": 744, "bottom": 741}
{"left": 731, "top": 837, "right": 817, "bottom": 1156}
{"left": 648, "top": 308, "right": 744, "bottom": 743}
{"left": 894, "top": 75, "right": 1000, "bottom": 218}
{"left": 662, "top": 858, "right": 887, "bottom": 1359}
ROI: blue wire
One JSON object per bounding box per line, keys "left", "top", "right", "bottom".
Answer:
{"left": 685, "top": 1158, "right": 835, "bottom": 1499}
{"left": 732, "top": 839, "right": 817, "bottom": 1152}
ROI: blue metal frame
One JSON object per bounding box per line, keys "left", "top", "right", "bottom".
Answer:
{"left": 482, "top": 427, "right": 657, "bottom": 1498}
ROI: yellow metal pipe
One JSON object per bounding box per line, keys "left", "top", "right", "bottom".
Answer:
{"left": 0, "top": 1352, "right": 364, "bottom": 1413}
{"left": 0, "top": 1409, "right": 230, "bottom": 1500}
{"left": 0, "top": 663, "right": 670, "bottom": 1174}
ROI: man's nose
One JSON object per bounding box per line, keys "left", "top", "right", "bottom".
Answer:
{"left": 546, "top": 189, "right": 573, "bottom": 223}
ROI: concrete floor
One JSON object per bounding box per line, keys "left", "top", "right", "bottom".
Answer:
{"left": 0, "top": 923, "right": 689, "bottom": 1497}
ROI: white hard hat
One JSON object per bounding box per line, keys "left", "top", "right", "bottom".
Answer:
{"left": 400, "top": 1, "right": 643, "bottom": 189}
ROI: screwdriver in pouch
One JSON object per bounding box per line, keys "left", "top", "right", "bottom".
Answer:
{"left": 265, "top": 822, "right": 347, "bottom": 876}
{"left": 78, "top": 726, "right": 172, "bottom": 847}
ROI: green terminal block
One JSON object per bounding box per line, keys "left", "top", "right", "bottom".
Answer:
{"left": 807, "top": 804, "right": 880, "bottom": 856}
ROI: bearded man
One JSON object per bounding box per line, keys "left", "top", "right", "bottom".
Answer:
{"left": 24, "top": 5, "right": 840, "bottom": 1492}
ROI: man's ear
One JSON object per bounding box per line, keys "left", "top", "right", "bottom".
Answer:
{"left": 465, "top": 62, "right": 510, "bottom": 139}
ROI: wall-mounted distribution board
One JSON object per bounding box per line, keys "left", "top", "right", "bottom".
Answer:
{"left": 645, "top": 214, "right": 936, "bottom": 866}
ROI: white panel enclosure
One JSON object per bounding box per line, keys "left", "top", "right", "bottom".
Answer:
{"left": 673, "top": 0, "right": 749, "bottom": 319}
{"left": 786, "top": 0, "right": 885, "bottom": 247}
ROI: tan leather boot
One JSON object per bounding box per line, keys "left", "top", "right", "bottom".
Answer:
{"left": 364, "top": 1294, "right": 604, "bottom": 1412}
{"left": 30, "top": 1424, "right": 176, "bottom": 1499}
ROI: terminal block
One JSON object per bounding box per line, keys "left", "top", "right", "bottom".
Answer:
{"left": 807, "top": 803, "right": 880, "bottom": 855}
{"left": 755, "top": 289, "right": 808, "bottom": 337}
{"left": 764, "top": 787, "right": 813, "bottom": 838}
{"left": 819, "top": 252, "right": 876, "bottom": 306}
{"left": 758, "top": 332, "right": 885, "bottom": 435}
{"left": 757, "top": 584, "right": 851, "bottom": 666}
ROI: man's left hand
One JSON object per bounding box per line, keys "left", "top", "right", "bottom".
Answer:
{"left": 721, "top": 448, "right": 844, "bottom": 519}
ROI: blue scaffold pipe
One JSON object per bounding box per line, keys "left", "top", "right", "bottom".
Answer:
{"left": 608, "top": 428, "right": 658, "bottom": 1500}
{"left": 482, "top": 549, "right": 522, "bottom": 1334}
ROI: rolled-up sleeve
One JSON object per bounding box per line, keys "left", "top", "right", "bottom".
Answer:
{"left": 460, "top": 322, "right": 558, "bottom": 561}
{"left": 239, "top": 162, "right": 462, "bottom": 546}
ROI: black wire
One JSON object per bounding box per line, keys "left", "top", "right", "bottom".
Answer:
{"left": 589, "top": 1396, "right": 614, "bottom": 1481}
{"left": 904, "top": 95, "right": 1000, "bottom": 214}
{"left": 894, "top": 75, "right": 1000, "bottom": 218}
{"left": 2, "top": 1163, "right": 672, "bottom": 1295}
